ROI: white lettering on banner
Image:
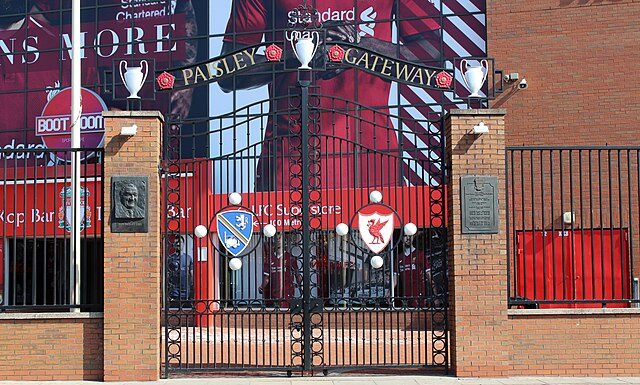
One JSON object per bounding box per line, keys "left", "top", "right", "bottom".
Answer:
{"left": 61, "top": 32, "right": 87, "bottom": 59}
{"left": 166, "top": 205, "right": 192, "bottom": 220}
{"left": 156, "top": 24, "right": 177, "bottom": 53}
{"left": 126, "top": 27, "right": 148, "bottom": 55}
{"left": 95, "top": 29, "right": 120, "bottom": 58}
{"left": 0, "top": 37, "right": 39, "bottom": 65}
{"left": 251, "top": 204, "right": 342, "bottom": 219}
{"left": 287, "top": 8, "right": 355, "bottom": 25}
{"left": 0, "top": 140, "right": 47, "bottom": 160}
{"left": 120, "top": 0, "right": 166, "bottom": 10}
{"left": 0, "top": 207, "right": 103, "bottom": 229}
{"left": 0, "top": 23, "right": 178, "bottom": 64}
{"left": 0, "top": 38, "right": 15, "bottom": 64}
{"left": 35, "top": 113, "right": 105, "bottom": 136}
{"left": 23, "top": 35, "right": 40, "bottom": 64}
{"left": 268, "top": 218, "right": 302, "bottom": 228}
{"left": 116, "top": 8, "right": 167, "bottom": 22}
{"left": 253, "top": 204, "right": 271, "bottom": 217}
{"left": 31, "top": 209, "right": 55, "bottom": 224}
{"left": 0, "top": 200, "right": 342, "bottom": 231}
{"left": 286, "top": 6, "right": 377, "bottom": 38}
{"left": 0, "top": 211, "right": 26, "bottom": 227}
{"left": 285, "top": 30, "right": 320, "bottom": 43}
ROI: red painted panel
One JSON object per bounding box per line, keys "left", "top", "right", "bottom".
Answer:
{"left": 573, "top": 229, "right": 631, "bottom": 308}
{"left": 516, "top": 229, "right": 630, "bottom": 308}
{"left": 0, "top": 170, "right": 199, "bottom": 237}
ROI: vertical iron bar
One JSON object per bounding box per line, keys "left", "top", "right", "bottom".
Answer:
{"left": 300, "top": 79, "right": 312, "bottom": 371}
{"left": 629, "top": 150, "right": 636, "bottom": 301}
{"left": 559, "top": 150, "right": 566, "bottom": 302}
{"left": 531, "top": 150, "right": 536, "bottom": 300}
{"left": 541, "top": 150, "right": 547, "bottom": 300}
{"left": 569, "top": 150, "right": 575, "bottom": 301}
{"left": 520, "top": 150, "right": 526, "bottom": 300}
{"left": 608, "top": 149, "right": 614, "bottom": 305}
{"left": 579, "top": 150, "right": 585, "bottom": 299}
{"left": 617, "top": 150, "right": 624, "bottom": 301}
{"left": 599, "top": 150, "right": 605, "bottom": 300}
{"left": 550, "top": 150, "right": 556, "bottom": 301}
{"left": 589, "top": 151, "right": 595, "bottom": 299}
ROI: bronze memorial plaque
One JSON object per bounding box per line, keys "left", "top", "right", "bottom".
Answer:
{"left": 461, "top": 176, "right": 499, "bottom": 234}
{"left": 111, "top": 176, "right": 148, "bottom": 233}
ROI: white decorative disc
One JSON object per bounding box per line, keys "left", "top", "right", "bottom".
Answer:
{"left": 404, "top": 222, "right": 418, "bottom": 237}
{"left": 335, "top": 223, "right": 349, "bottom": 236}
{"left": 229, "top": 192, "right": 242, "bottom": 206}
{"left": 369, "top": 190, "right": 383, "bottom": 203}
{"left": 370, "top": 255, "right": 384, "bottom": 269}
{"left": 263, "top": 224, "right": 277, "bottom": 238}
{"left": 229, "top": 258, "right": 243, "bottom": 271}
{"left": 194, "top": 225, "right": 208, "bottom": 239}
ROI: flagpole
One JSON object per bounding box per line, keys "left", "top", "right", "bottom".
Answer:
{"left": 70, "top": 0, "right": 82, "bottom": 312}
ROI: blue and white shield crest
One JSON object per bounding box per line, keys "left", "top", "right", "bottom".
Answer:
{"left": 216, "top": 210, "right": 254, "bottom": 257}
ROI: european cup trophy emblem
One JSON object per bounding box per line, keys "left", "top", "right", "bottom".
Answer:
{"left": 289, "top": 30, "right": 320, "bottom": 70}
{"left": 460, "top": 59, "right": 488, "bottom": 98}
{"left": 119, "top": 60, "right": 149, "bottom": 99}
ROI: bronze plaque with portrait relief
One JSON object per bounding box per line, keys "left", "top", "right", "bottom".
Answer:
{"left": 111, "top": 176, "right": 148, "bottom": 233}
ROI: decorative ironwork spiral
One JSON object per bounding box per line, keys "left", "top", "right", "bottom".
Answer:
{"left": 307, "top": 87, "right": 324, "bottom": 368}
{"left": 287, "top": 86, "right": 305, "bottom": 368}
{"left": 429, "top": 117, "right": 448, "bottom": 367}
{"left": 163, "top": 114, "right": 184, "bottom": 371}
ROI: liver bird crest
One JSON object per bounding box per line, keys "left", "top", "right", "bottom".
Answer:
{"left": 358, "top": 211, "right": 394, "bottom": 253}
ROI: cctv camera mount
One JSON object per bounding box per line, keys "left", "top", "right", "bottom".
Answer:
{"left": 504, "top": 72, "right": 520, "bottom": 82}
{"left": 518, "top": 78, "right": 528, "bottom": 89}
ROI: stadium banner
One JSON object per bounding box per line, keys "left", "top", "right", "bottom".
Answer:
{"left": 207, "top": 0, "right": 487, "bottom": 193}
{"left": 0, "top": 0, "right": 487, "bottom": 187}
{"left": 0, "top": 0, "right": 209, "bottom": 162}
{"left": 208, "top": 185, "right": 441, "bottom": 233}
{"left": 0, "top": 171, "right": 196, "bottom": 237}
{"left": 0, "top": 181, "right": 439, "bottom": 236}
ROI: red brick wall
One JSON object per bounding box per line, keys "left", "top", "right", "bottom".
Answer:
{"left": 102, "top": 112, "right": 162, "bottom": 382}
{"left": 488, "top": 0, "right": 640, "bottom": 147}
{"left": 491, "top": 0, "right": 640, "bottom": 315}
{"left": 446, "top": 110, "right": 510, "bottom": 376}
{"left": 509, "top": 312, "right": 640, "bottom": 376}
{"left": 0, "top": 317, "right": 103, "bottom": 380}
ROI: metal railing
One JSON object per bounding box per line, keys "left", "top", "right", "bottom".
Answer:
{"left": 507, "top": 146, "right": 640, "bottom": 308}
{"left": 0, "top": 148, "right": 104, "bottom": 312}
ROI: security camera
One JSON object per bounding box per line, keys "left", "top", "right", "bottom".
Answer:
{"left": 518, "top": 78, "right": 528, "bottom": 89}
{"left": 504, "top": 72, "right": 519, "bottom": 82}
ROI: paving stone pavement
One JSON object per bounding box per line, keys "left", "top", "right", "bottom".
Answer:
{"left": 2, "top": 376, "right": 640, "bottom": 385}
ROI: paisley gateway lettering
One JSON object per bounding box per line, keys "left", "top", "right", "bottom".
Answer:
{"left": 181, "top": 48, "right": 258, "bottom": 86}
{"left": 343, "top": 48, "right": 437, "bottom": 87}
{"left": 168, "top": 44, "right": 450, "bottom": 90}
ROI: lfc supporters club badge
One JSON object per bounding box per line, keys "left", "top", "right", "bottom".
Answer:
{"left": 216, "top": 210, "right": 254, "bottom": 257}
{"left": 357, "top": 207, "right": 394, "bottom": 254}
{"left": 58, "top": 186, "right": 92, "bottom": 232}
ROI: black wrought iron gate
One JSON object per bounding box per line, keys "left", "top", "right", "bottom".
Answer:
{"left": 162, "top": 78, "right": 449, "bottom": 376}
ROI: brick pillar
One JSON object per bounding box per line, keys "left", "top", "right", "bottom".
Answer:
{"left": 446, "top": 109, "right": 509, "bottom": 377}
{"left": 102, "top": 111, "right": 163, "bottom": 381}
